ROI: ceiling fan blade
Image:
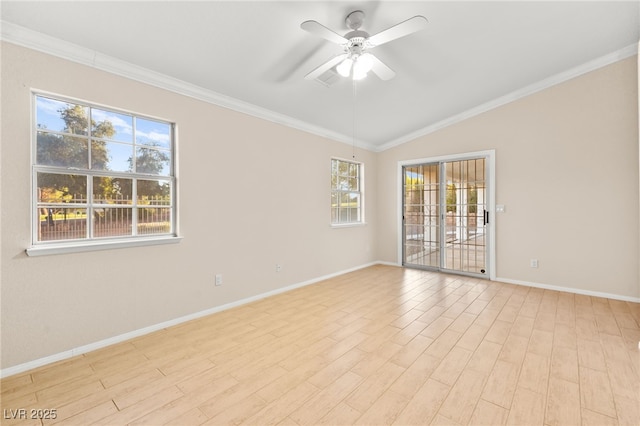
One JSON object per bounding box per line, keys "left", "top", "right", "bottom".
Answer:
{"left": 301, "top": 20, "right": 348, "bottom": 45}
{"left": 367, "top": 15, "right": 428, "bottom": 47}
{"left": 369, "top": 55, "right": 396, "bottom": 80}
{"left": 304, "top": 53, "right": 348, "bottom": 80}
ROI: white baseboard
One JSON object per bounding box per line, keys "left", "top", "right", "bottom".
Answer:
{"left": 495, "top": 276, "right": 640, "bottom": 303}
{"left": 376, "top": 260, "right": 402, "bottom": 267}
{"left": 0, "top": 261, "right": 379, "bottom": 379}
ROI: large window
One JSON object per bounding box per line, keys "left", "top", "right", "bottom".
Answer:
{"left": 331, "top": 158, "right": 363, "bottom": 225}
{"left": 32, "top": 94, "right": 176, "bottom": 249}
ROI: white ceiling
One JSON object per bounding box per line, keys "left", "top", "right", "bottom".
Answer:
{"left": 1, "top": 1, "right": 639, "bottom": 151}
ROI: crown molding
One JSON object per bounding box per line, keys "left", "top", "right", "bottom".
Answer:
{"left": 1, "top": 21, "right": 635, "bottom": 154}
{"left": 0, "top": 21, "right": 378, "bottom": 152}
{"left": 376, "top": 43, "right": 639, "bottom": 152}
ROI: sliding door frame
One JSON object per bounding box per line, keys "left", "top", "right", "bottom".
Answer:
{"left": 397, "top": 150, "right": 496, "bottom": 280}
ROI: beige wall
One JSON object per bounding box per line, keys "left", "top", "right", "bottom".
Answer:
{"left": 1, "top": 42, "right": 638, "bottom": 372}
{"left": 376, "top": 56, "right": 639, "bottom": 300}
{"left": 0, "top": 42, "right": 377, "bottom": 369}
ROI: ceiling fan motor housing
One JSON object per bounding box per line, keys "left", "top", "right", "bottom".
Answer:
{"left": 345, "top": 10, "right": 365, "bottom": 30}
{"left": 345, "top": 35, "right": 368, "bottom": 56}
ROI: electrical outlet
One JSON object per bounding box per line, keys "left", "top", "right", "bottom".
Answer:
{"left": 530, "top": 259, "right": 538, "bottom": 268}
{"left": 275, "top": 264, "right": 282, "bottom": 272}
{"left": 215, "top": 274, "right": 222, "bottom": 286}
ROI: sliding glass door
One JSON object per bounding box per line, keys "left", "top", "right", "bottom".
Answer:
{"left": 402, "top": 156, "right": 489, "bottom": 277}
{"left": 403, "top": 163, "right": 441, "bottom": 268}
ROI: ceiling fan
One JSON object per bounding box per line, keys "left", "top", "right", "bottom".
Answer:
{"left": 301, "top": 10, "right": 428, "bottom": 81}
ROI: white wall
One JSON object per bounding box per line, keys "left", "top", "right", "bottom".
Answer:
{"left": 376, "top": 56, "right": 639, "bottom": 300}
{"left": 1, "top": 41, "right": 638, "bottom": 373}
{"left": 0, "top": 42, "right": 377, "bottom": 370}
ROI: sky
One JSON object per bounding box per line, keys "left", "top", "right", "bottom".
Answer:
{"left": 36, "top": 95, "right": 171, "bottom": 174}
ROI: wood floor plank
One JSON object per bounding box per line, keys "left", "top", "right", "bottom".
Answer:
{"left": 473, "top": 308, "right": 500, "bottom": 328}
{"left": 456, "top": 323, "right": 490, "bottom": 352}
{"left": 307, "top": 348, "right": 367, "bottom": 389}
{"left": 497, "top": 333, "right": 529, "bottom": 366}
{"left": 533, "top": 311, "right": 556, "bottom": 332}
{"left": 553, "top": 322, "right": 577, "bottom": 349}
{"left": 480, "top": 359, "right": 519, "bottom": 409}
{"left": 431, "top": 413, "right": 463, "bottom": 425}
{"left": 390, "top": 319, "right": 429, "bottom": 346}
{"left": 344, "top": 361, "right": 405, "bottom": 413}
{"left": 579, "top": 366, "right": 617, "bottom": 418}
{"left": 430, "top": 346, "right": 473, "bottom": 386}
{"left": 317, "top": 401, "right": 362, "bottom": 425}
{"left": 510, "top": 315, "right": 535, "bottom": 338}
{"left": 388, "top": 352, "right": 441, "bottom": 398}
{"left": 484, "top": 320, "right": 512, "bottom": 344}
{"left": 527, "top": 328, "right": 554, "bottom": 357}
{"left": 200, "top": 393, "right": 266, "bottom": 425}
{"left": 0, "top": 373, "right": 33, "bottom": 394}
{"left": 255, "top": 356, "right": 327, "bottom": 403}
{"left": 447, "top": 312, "right": 478, "bottom": 334}
{"left": 354, "top": 390, "right": 408, "bottom": 425}
{"left": 614, "top": 393, "right": 640, "bottom": 426}
{"left": 437, "top": 368, "right": 487, "bottom": 424}
{"left": 198, "top": 364, "right": 288, "bottom": 418}
{"left": 465, "top": 339, "right": 502, "bottom": 375}
{"left": 518, "top": 301, "right": 540, "bottom": 319}
{"left": 580, "top": 408, "right": 619, "bottom": 426}
{"left": 596, "top": 313, "right": 623, "bottom": 336}
{"left": 576, "top": 337, "right": 608, "bottom": 371}
{"left": 389, "top": 334, "right": 434, "bottom": 368}
{"left": 517, "top": 352, "right": 549, "bottom": 395}
{"left": 469, "top": 399, "right": 509, "bottom": 426}
{"left": 163, "top": 407, "right": 208, "bottom": 426}
{"left": 424, "top": 329, "right": 463, "bottom": 359}
{"left": 550, "top": 345, "right": 579, "bottom": 383}
{"left": 393, "top": 378, "right": 450, "bottom": 426}
{"left": 240, "top": 381, "right": 318, "bottom": 425}
{"left": 1, "top": 265, "right": 637, "bottom": 426}
{"left": 506, "top": 387, "right": 545, "bottom": 426}
{"left": 93, "top": 385, "right": 185, "bottom": 425}
{"left": 289, "top": 371, "right": 363, "bottom": 424}
{"left": 545, "top": 377, "right": 581, "bottom": 426}
{"left": 52, "top": 400, "right": 119, "bottom": 425}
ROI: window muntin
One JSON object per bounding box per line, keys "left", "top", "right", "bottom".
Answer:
{"left": 331, "top": 158, "right": 363, "bottom": 225}
{"left": 33, "top": 94, "right": 175, "bottom": 245}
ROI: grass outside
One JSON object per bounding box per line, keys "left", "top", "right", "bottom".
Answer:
{"left": 40, "top": 211, "right": 86, "bottom": 221}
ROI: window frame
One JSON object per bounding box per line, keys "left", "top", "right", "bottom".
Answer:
{"left": 330, "top": 157, "right": 365, "bottom": 227}
{"left": 27, "top": 92, "right": 181, "bottom": 256}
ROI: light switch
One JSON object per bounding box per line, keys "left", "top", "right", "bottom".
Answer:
{"left": 496, "top": 205, "right": 506, "bottom": 213}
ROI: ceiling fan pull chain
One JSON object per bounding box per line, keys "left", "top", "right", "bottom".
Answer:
{"left": 352, "top": 78, "right": 357, "bottom": 160}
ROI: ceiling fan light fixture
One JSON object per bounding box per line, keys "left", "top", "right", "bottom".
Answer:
{"left": 356, "top": 53, "right": 373, "bottom": 72}
{"left": 355, "top": 53, "right": 373, "bottom": 73}
{"left": 337, "top": 57, "right": 353, "bottom": 77}
{"left": 352, "top": 53, "right": 373, "bottom": 80}
{"left": 352, "top": 66, "right": 368, "bottom": 80}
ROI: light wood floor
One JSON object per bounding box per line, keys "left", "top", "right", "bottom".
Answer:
{"left": 1, "top": 265, "right": 639, "bottom": 425}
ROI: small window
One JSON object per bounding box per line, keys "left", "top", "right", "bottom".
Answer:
{"left": 331, "top": 158, "right": 363, "bottom": 225}
{"left": 32, "top": 94, "right": 176, "bottom": 247}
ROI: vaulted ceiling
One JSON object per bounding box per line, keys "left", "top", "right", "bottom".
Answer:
{"left": 2, "top": 1, "right": 638, "bottom": 151}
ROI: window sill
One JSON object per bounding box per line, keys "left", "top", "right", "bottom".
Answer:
{"left": 331, "top": 222, "right": 367, "bottom": 229}
{"left": 25, "top": 236, "right": 183, "bottom": 257}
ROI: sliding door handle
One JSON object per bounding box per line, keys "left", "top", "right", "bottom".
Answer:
{"left": 484, "top": 209, "right": 489, "bottom": 224}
